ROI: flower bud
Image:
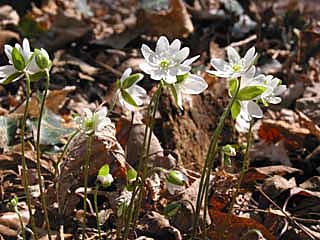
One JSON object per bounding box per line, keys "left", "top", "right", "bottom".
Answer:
{"left": 35, "top": 48, "right": 51, "bottom": 70}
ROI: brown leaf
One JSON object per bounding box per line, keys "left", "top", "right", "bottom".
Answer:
{"left": 45, "top": 86, "right": 76, "bottom": 114}
{"left": 243, "top": 165, "right": 303, "bottom": 185}
{"left": 137, "top": 0, "right": 194, "bottom": 38}
{"left": 208, "top": 210, "right": 276, "bottom": 240}
{"left": 0, "top": 210, "right": 29, "bottom": 237}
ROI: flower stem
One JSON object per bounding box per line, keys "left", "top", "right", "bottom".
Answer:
{"left": 21, "top": 72, "right": 38, "bottom": 240}
{"left": 34, "top": 70, "right": 52, "bottom": 240}
{"left": 191, "top": 80, "right": 241, "bottom": 239}
{"left": 15, "top": 207, "right": 26, "bottom": 240}
{"left": 94, "top": 183, "right": 101, "bottom": 240}
{"left": 82, "top": 133, "right": 93, "bottom": 238}
{"left": 122, "top": 82, "right": 163, "bottom": 240}
{"left": 218, "top": 120, "right": 253, "bottom": 239}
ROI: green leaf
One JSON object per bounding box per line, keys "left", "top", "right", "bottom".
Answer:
{"left": 11, "top": 48, "right": 25, "bottom": 71}
{"left": 163, "top": 202, "right": 181, "bottom": 217}
{"left": 231, "top": 100, "right": 241, "bottom": 119}
{"left": 98, "top": 164, "right": 110, "bottom": 177}
{"left": 2, "top": 71, "right": 23, "bottom": 85}
{"left": 29, "top": 71, "right": 45, "bottom": 82}
{"left": 121, "top": 90, "right": 138, "bottom": 107}
{"left": 167, "top": 170, "right": 185, "bottom": 186}
{"left": 122, "top": 73, "right": 141, "bottom": 89}
{"left": 127, "top": 168, "right": 137, "bottom": 183}
{"left": 115, "top": 79, "right": 121, "bottom": 89}
{"left": 229, "top": 78, "right": 239, "bottom": 97}
{"left": 237, "top": 86, "right": 267, "bottom": 101}
{"left": 176, "top": 73, "right": 189, "bottom": 84}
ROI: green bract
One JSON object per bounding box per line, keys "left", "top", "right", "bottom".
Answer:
{"left": 98, "top": 164, "right": 110, "bottom": 177}
{"left": 11, "top": 48, "right": 25, "bottom": 71}
{"left": 34, "top": 49, "right": 51, "bottom": 70}
{"left": 127, "top": 168, "right": 137, "bottom": 184}
{"left": 166, "top": 170, "right": 185, "bottom": 186}
{"left": 231, "top": 100, "right": 241, "bottom": 119}
{"left": 163, "top": 202, "right": 181, "bottom": 217}
{"left": 122, "top": 73, "right": 142, "bottom": 89}
{"left": 237, "top": 86, "right": 267, "bottom": 101}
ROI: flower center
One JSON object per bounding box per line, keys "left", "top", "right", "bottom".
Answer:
{"left": 232, "top": 64, "right": 242, "bottom": 72}
{"left": 84, "top": 118, "right": 95, "bottom": 130}
{"left": 160, "top": 59, "right": 170, "bottom": 70}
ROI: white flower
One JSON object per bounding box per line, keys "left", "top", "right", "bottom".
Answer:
{"left": 260, "top": 75, "right": 287, "bottom": 105}
{"left": 116, "top": 68, "right": 147, "bottom": 111}
{"left": 208, "top": 46, "right": 257, "bottom": 78}
{"left": 172, "top": 73, "right": 208, "bottom": 109}
{"left": 97, "top": 173, "right": 114, "bottom": 187}
{"left": 0, "top": 38, "right": 41, "bottom": 84}
{"left": 140, "top": 36, "right": 198, "bottom": 84}
{"left": 76, "top": 107, "right": 113, "bottom": 135}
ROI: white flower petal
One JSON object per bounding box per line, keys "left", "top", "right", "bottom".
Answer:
{"left": 247, "top": 101, "right": 263, "bottom": 118}
{"left": 174, "top": 47, "right": 190, "bottom": 63}
{"left": 210, "top": 58, "right": 232, "bottom": 72}
{"left": 4, "top": 45, "right": 13, "bottom": 63}
{"left": 167, "top": 181, "right": 185, "bottom": 195}
{"left": 177, "top": 65, "right": 191, "bottom": 75}
{"left": 164, "top": 73, "right": 177, "bottom": 84}
{"left": 141, "top": 44, "right": 154, "bottom": 60}
{"left": 127, "top": 85, "right": 147, "bottom": 106}
{"left": 227, "top": 46, "right": 241, "bottom": 65}
{"left": 0, "top": 65, "right": 16, "bottom": 77}
{"left": 169, "top": 39, "right": 181, "bottom": 54}
{"left": 182, "top": 55, "right": 199, "bottom": 66}
{"left": 274, "top": 85, "right": 286, "bottom": 96}
{"left": 207, "top": 70, "right": 232, "bottom": 78}
{"left": 267, "top": 96, "right": 282, "bottom": 104}
{"left": 180, "top": 74, "right": 207, "bottom": 94}
{"left": 156, "top": 36, "right": 169, "bottom": 55}
{"left": 120, "top": 68, "right": 132, "bottom": 83}
{"left": 244, "top": 46, "right": 256, "bottom": 67}
{"left": 151, "top": 69, "right": 165, "bottom": 80}
{"left": 22, "top": 38, "right": 31, "bottom": 61}
{"left": 139, "top": 62, "right": 154, "bottom": 74}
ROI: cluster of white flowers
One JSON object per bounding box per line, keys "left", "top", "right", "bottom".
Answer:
{"left": 208, "top": 46, "right": 286, "bottom": 131}
{"left": 115, "top": 36, "right": 208, "bottom": 111}
{"left": 0, "top": 39, "right": 51, "bottom": 84}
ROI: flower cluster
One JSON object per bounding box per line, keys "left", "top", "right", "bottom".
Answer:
{"left": 113, "top": 36, "right": 208, "bottom": 111}
{"left": 0, "top": 39, "right": 51, "bottom": 84}
{"left": 208, "top": 46, "right": 286, "bottom": 131}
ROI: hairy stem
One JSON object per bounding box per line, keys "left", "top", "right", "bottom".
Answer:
{"left": 192, "top": 80, "right": 240, "bottom": 239}
{"left": 94, "top": 183, "right": 101, "bottom": 240}
{"left": 122, "top": 82, "right": 163, "bottom": 240}
{"left": 21, "top": 72, "right": 38, "bottom": 239}
{"left": 82, "top": 133, "right": 93, "bottom": 238}
{"left": 35, "top": 70, "right": 52, "bottom": 240}
{"left": 218, "top": 120, "right": 253, "bottom": 239}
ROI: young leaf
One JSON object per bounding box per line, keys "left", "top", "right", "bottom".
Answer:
{"left": 237, "top": 86, "right": 266, "bottom": 101}
{"left": 98, "top": 164, "right": 110, "bottom": 177}
{"left": 122, "top": 73, "right": 142, "bottom": 89}
{"left": 11, "top": 48, "right": 25, "bottom": 71}
{"left": 163, "top": 202, "right": 181, "bottom": 217}
{"left": 231, "top": 100, "right": 241, "bottom": 119}
{"left": 121, "top": 90, "right": 138, "bottom": 107}
{"left": 229, "top": 78, "right": 239, "bottom": 97}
